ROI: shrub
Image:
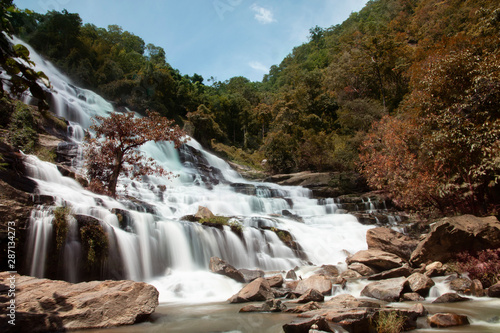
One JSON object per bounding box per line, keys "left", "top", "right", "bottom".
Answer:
{"left": 53, "top": 206, "right": 70, "bottom": 250}
{"left": 199, "top": 216, "right": 230, "bottom": 226}
{"left": 373, "top": 310, "right": 406, "bottom": 333}
{"left": 8, "top": 101, "right": 38, "bottom": 153}
{"left": 80, "top": 223, "right": 109, "bottom": 266}
{"left": 455, "top": 248, "right": 500, "bottom": 288}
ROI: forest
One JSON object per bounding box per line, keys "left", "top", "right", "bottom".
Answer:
{"left": 2, "top": 0, "right": 500, "bottom": 217}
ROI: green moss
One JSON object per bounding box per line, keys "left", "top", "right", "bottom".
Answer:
{"left": 53, "top": 206, "right": 70, "bottom": 250}
{"left": 199, "top": 216, "right": 231, "bottom": 226}
{"left": 35, "top": 146, "right": 57, "bottom": 162}
{"left": 229, "top": 219, "right": 243, "bottom": 233}
{"left": 7, "top": 101, "right": 38, "bottom": 153}
{"left": 80, "top": 223, "right": 109, "bottom": 266}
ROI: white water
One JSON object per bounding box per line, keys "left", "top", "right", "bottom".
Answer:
{"left": 12, "top": 36, "right": 374, "bottom": 303}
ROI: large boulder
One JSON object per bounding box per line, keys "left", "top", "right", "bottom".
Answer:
{"left": 407, "top": 272, "right": 435, "bottom": 297}
{"left": 294, "top": 275, "right": 333, "bottom": 296}
{"left": 360, "top": 277, "right": 408, "bottom": 302}
{"left": 428, "top": 313, "right": 470, "bottom": 328}
{"left": 432, "top": 293, "right": 471, "bottom": 303}
{"left": 209, "top": 257, "right": 245, "bottom": 283}
{"left": 366, "top": 227, "right": 419, "bottom": 260}
{"left": 346, "top": 249, "right": 404, "bottom": 272}
{"left": 410, "top": 215, "right": 500, "bottom": 266}
{"left": 487, "top": 282, "right": 500, "bottom": 297}
{"left": 228, "top": 278, "right": 274, "bottom": 303}
{"left": 0, "top": 273, "right": 158, "bottom": 333}
{"left": 296, "top": 289, "right": 325, "bottom": 303}
{"left": 266, "top": 274, "right": 284, "bottom": 288}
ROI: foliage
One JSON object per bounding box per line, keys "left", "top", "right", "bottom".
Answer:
{"left": 80, "top": 223, "right": 108, "bottom": 266}
{"left": 455, "top": 248, "right": 500, "bottom": 288}
{"left": 53, "top": 206, "right": 70, "bottom": 251}
{"left": 228, "top": 219, "right": 243, "bottom": 233}
{"left": 199, "top": 216, "right": 231, "bottom": 226}
{"left": 372, "top": 310, "right": 406, "bottom": 333}
{"left": 84, "top": 110, "right": 187, "bottom": 198}
{"left": 7, "top": 101, "right": 38, "bottom": 153}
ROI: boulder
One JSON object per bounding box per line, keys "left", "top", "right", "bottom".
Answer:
{"left": 0, "top": 273, "right": 158, "bottom": 333}
{"left": 296, "top": 289, "right": 325, "bottom": 303}
{"left": 367, "top": 264, "right": 412, "bottom": 280}
{"left": 266, "top": 274, "right": 284, "bottom": 288}
{"left": 316, "top": 265, "right": 340, "bottom": 277}
{"left": 340, "top": 269, "right": 362, "bottom": 279}
{"left": 285, "top": 302, "right": 321, "bottom": 314}
{"left": 348, "top": 263, "right": 376, "bottom": 277}
{"left": 407, "top": 272, "right": 435, "bottom": 297}
{"left": 428, "top": 313, "right": 470, "bottom": 328}
{"left": 286, "top": 269, "right": 298, "bottom": 280}
{"left": 239, "top": 268, "right": 264, "bottom": 282}
{"left": 239, "top": 299, "right": 287, "bottom": 313}
{"left": 294, "top": 275, "right": 333, "bottom": 296}
{"left": 347, "top": 249, "right": 404, "bottom": 271}
{"left": 432, "top": 293, "right": 472, "bottom": 303}
{"left": 283, "top": 316, "right": 335, "bottom": 333}
{"left": 487, "top": 282, "right": 500, "bottom": 297}
{"left": 410, "top": 215, "right": 500, "bottom": 266}
{"left": 402, "top": 293, "right": 425, "bottom": 302}
{"left": 209, "top": 257, "right": 245, "bottom": 283}
{"left": 360, "top": 277, "right": 408, "bottom": 302}
{"left": 228, "top": 278, "right": 274, "bottom": 303}
{"left": 449, "top": 277, "right": 472, "bottom": 294}
{"left": 366, "top": 227, "right": 419, "bottom": 260}
{"left": 469, "top": 279, "right": 484, "bottom": 297}
{"left": 424, "top": 261, "right": 447, "bottom": 277}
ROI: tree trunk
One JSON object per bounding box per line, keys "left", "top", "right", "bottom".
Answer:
{"left": 108, "top": 150, "right": 123, "bottom": 198}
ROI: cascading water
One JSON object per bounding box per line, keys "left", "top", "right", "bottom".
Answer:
{"left": 13, "top": 36, "right": 374, "bottom": 303}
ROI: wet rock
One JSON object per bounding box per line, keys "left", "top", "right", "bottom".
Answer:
{"left": 410, "top": 215, "right": 500, "bottom": 266}
{"left": 209, "top": 257, "right": 245, "bottom": 283}
{"left": 348, "top": 263, "right": 376, "bottom": 277}
{"left": 0, "top": 273, "right": 158, "bottom": 333}
{"left": 282, "top": 316, "right": 335, "bottom": 333}
{"left": 449, "top": 277, "right": 472, "bottom": 294}
{"left": 266, "top": 274, "right": 284, "bottom": 288}
{"left": 407, "top": 272, "right": 435, "bottom": 297}
{"left": 402, "top": 292, "right": 425, "bottom": 301}
{"left": 432, "top": 293, "right": 472, "bottom": 303}
{"left": 285, "top": 301, "right": 321, "bottom": 314}
{"left": 239, "top": 299, "right": 287, "bottom": 313}
{"left": 239, "top": 269, "right": 264, "bottom": 282}
{"left": 366, "top": 227, "right": 418, "bottom": 261}
{"left": 282, "top": 209, "right": 304, "bottom": 222}
{"left": 367, "top": 264, "right": 412, "bottom": 280}
{"left": 360, "top": 277, "right": 408, "bottom": 302}
{"left": 230, "top": 183, "right": 257, "bottom": 195}
{"left": 296, "top": 289, "right": 325, "bottom": 303}
{"left": 228, "top": 278, "right": 274, "bottom": 303}
{"left": 428, "top": 313, "right": 470, "bottom": 328}
{"left": 195, "top": 206, "right": 215, "bottom": 220}
{"left": 286, "top": 269, "right": 298, "bottom": 280}
{"left": 317, "top": 265, "right": 339, "bottom": 277}
{"left": 294, "top": 275, "right": 333, "bottom": 296}
{"left": 424, "top": 261, "right": 447, "bottom": 277}
{"left": 487, "top": 282, "right": 500, "bottom": 297}
{"left": 346, "top": 249, "right": 404, "bottom": 271}
{"left": 56, "top": 141, "right": 79, "bottom": 165}
{"left": 340, "top": 269, "right": 362, "bottom": 280}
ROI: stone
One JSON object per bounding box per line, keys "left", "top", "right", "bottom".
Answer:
{"left": 209, "top": 257, "right": 245, "bottom": 283}
{"left": 285, "top": 301, "right": 321, "bottom": 314}
{"left": 410, "top": 215, "right": 500, "bottom": 266}
{"left": 195, "top": 205, "right": 215, "bottom": 219}
{"left": 266, "top": 274, "right": 284, "bottom": 288}
{"left": 432, "top": 293, "right": 472, "bottom": 303}
{"left": 282, "top": 316, "right": 335, "bottom": 333}
{"left": 346, "top": 249, "right": 404, "bottom": 271}
{"left": 402, "top": 292, "right": 425, "bottom": 302}
{"left": 228, "top": 278, "right": 274, "bottom": 303}
{"left": 366, "top": 227, "right": 419, "bottom": 260}
{"left": 449, "top": 277, "right": 472, "bottom": 294}
{"left": 487, "top": 282, "right": 500, "bottom": 297}
{"left": 317, "top": 265, "right": 339, "bottom": 277}
{"left": 296, "top": 289, "right": 325, "bottom": 303}
{"left": 0, "top": 273, "right": 158, "bottom": 333}
{"left": 294, "top": 275, "right": 333, "bottom": 296}
{"left": 407, "top": 272, "right": 435, "bottom": 296}
{"left": 428, "top": 313, "right": 470, "bottom": 328}
{"left": 340, "top": 269, "right": 362, "bottom": 279}
{"left": 469, "top": 279, "right": 484, "bottom": 297}
{"left": 239, "top": 299, "right": 287, "bottom": 313}
{"left": 424, "top": 261, "right": 447, "bottom": 277}
{"left": 367, "top": 264, "right": 412, "bottom": 280}
{"left": 348, "top": 263, "right": 377, "bottom": 276}
{"left": 360, "top": 277, "right": 408, "bottom": 302}
{"left": 239, "top": 268, "right": 264, "bottom": 282}
{"left": 286, "top": 269, "right": 298, "bottom": 280}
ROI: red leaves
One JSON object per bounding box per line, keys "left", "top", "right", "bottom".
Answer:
{"left": 84, "top": 111, "right": 188, "bottom": 198}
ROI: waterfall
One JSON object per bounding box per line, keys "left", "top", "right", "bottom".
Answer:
{"left": 13, "top": 35, "right": 374, "bottom": 303}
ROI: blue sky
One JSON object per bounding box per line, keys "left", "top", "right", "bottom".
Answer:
{"left": 14, "top": 0, "right": 368, "bottom": 82}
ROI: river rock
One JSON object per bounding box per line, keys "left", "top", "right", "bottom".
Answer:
{"left": 346, "top": 249, "right": 404, "bottom": 271}
{"left": 285, "top": 301, "right": 321, "bottom": 314}
{"left": 0, "top": 273, "right": 158, "bottom": 333}
{"left": 266, "top": 274, "right": 284, "bottom": 288}
{"left": 239, "top": 299, "right": 287, "bottom": 313}
{"left": 296, "top": 289, "right": 325, "bottom": 303}
{"left": 410, "top": 215, "right": 500, "bottom": 266}
{"left": 239, "top": 268, "right": 264, "bottom": 282}
{"left": 407, "top": 272, "right": 435, "bottom": 296}
{"left": 367, "top": 264, "right": 412, "bottom": 280}
{"left": 366, "top": 227, "right": 419, "bottom": 260}
{"left": 294, "top": 275, "right": 333, "bottom": 295}
{"left": 228, "top": 277, "right": 274, "bottom": 303}
{"left": 286, "top": 269, "right": 298, "bottom": 280}
{"left": 432, "top": 293, "right": 472, "bottom": 303}
{"left": 360, "top": 277, "right": 408, "bottom": 302}
{"left": 428, "top": 313, "right": 470, "bottom": 328}
{"left": 402, "top": 292, "right": 425, "bottom": 301}
{"left": 348, "top": 263, "right": 377, "bottom": 276}
{"left": 487, "top": 282, "right": 500, "bottom": 297}
{"left": 209, "top": 257, "right": 245, "bottom": 283}
{"left": 340, "top": 269, "right": 362, "bottom": 279}
{"left": 195, "top": 206, "right": 215, "bottom": 219}
{"left": 282, "top": 316, "right": 335, "bottom": 333}
{"left": 424, "top": 261, "right": 447, "bottom": 277}
{"left": 316, "top": 264, "right": 340, "bottom": 277}
{"left": 449, "top": 277, "right": 472, "bottom": 294}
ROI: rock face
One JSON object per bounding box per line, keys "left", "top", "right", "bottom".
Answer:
{"left": 347, "top": 249, "right": 404, "bottom": 271}
{"left": 0, "top": 273, "right": 159, "bottom": 333}
{"left": 294, "top": 275, "right": 333, "bottom": 296}
{"left": 366, "top": 227, "right": 418, "bottom": 260}
{"left": 209, "top": 257, "right": 245, "bottom": 283}
{"left": 360, "top": 277, "right": 408, "bottom": 302}
{"left": 228, "top": 278, "right": 274, "bottom": 303}
{"left": 410, "top": 215, "right": 500, "bottom": 266}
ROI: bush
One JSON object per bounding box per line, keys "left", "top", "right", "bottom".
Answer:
{"left": 373, "top": 310, "right": 406, "bottom": 333}
{"left": 455, "top": 248, "right": 500, "bottom": 288}
{"left": 53, "top": 206, "right": 70, "bottom": 250}
{"left": 8, "top": 101, "right": 38, "bottom": 153}
{"left": 80, "top": 223, "right": 109, "bottom": 266}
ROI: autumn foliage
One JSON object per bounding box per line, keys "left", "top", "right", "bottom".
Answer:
{"left": 84, "top": 111, "right": 187, "bottom": 198}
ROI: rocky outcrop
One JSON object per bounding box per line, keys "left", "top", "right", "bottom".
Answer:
{"left": 346, "top": 249, "right": 404, "bottom": 271}
{"left": 0, "top": 273, "right": 158, "bottom": 333}
{"left": 209, "top": 257, "right": 245, "bottom": 283}
{"left": 366, "top": 227, "right": 418, "bottom": 261}
{"left": 410, "top": 215, "right": 500, "bottom": 266}
{"left": 228, "top": 277, "right": 274, "bottom": 303}
{"left": 360, "top": 277, "right": 408, "bottom": 302}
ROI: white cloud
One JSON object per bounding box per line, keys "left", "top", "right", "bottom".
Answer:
{"left": 250, "top": 4, "right": 276, "bottom": 24}
{"left": 249, "top": 61, "right": 268, "bottom": 73}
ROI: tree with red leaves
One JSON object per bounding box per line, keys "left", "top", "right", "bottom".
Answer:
{"left": 84, "top": 111, "right": 187, "bottom": 198}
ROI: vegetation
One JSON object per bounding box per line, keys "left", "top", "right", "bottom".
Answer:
{"left": 5, "top": 0, "right": 499, "bottom": 216}
{"left": 83, "top": 110, "right": 187, "bottom": 198}
{"left": 372, "top": 310, "right": 406, "bottom": 333}
{"left": 455, "top": 248, "right": 500, "bottom": 288}
{"left": 53, "top": 206, "right": 70, "bottom": 250}
{"left": 80, "top": 223, "right": 108, "bottom": 266}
